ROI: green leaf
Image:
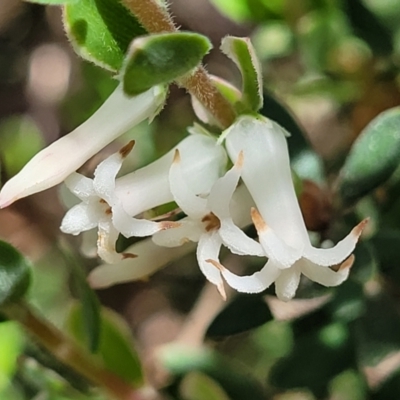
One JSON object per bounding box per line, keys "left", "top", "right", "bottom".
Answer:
{"left": 343, "top": 0, "right": 393, "bottom": 56}
{"left": 159, "top": 345, "right": 266, "bottom": 400}
{"left": 0, "top": 322, "right": 23, "bottom": 391}
{"left": 0, "top": 116, "right": 44, "bottom": 177}
{"left": 338, "top": 107, "right": 400, "bottom": 206}
{"left": 353, "top": 294, "right": 400, "bottom": 371}
{"left": 370, "top": 230, "right": 400, "bottom": 285}
{"left": 0, "top": 241, "right": 31, "bottom": 306}
{"left": 67, "top": 254, "right": 100, "bottom": 353}
{"left": 220, "top": 36, "right": 263, "bottom": 112}
{"left": 179, "top": 372, "right": 231, "bottom": 400}
{"left": 122, "top": 32, "right": 212, "bottom": 95}
{"left": 27, "top": 0, "right": 77, "bottom": 4}
{"left": 206, "top": 294, "right": 273, "bottom": 338}
{"left": 270, "top": 322, "right": 353, "bottom": 397}
{"left": 63, "top": 0, "right": 146, "bottom": 72}
{"left": 67, "top": 305, "right": 143, "bottom": 386}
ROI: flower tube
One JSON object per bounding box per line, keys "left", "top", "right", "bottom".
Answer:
{"left": 212, "top": 115, "right": 368, "bottom": 301}
{"left": 0, "top": 84, "right": 166, "bottom": 208}
{"left": 60, "top": 132, "right": 227, "bottom": 263}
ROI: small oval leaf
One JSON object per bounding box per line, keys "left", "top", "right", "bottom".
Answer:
{"left": 63, "top": 0, "right": 147, "bottom": 72}
{"left": 220, "top": 36, "right": 263, "bottom": 112}
{"left": 338, "top": 107, "right": 400, "bottom": 205}
{"left": 67, "top": 304, "right": 143, "bottom": 386}
{"left": 122, "top": 32, "right": 212, "bottom": 96}
{"left": 0, "top": 241, "right": 31, "bottom": 306}
{"left": 206, "top": 294, "right": 273, "bottom": 338}
{"left": 179, "top": 372, "right": 230, "bottom": 400}
{"left": 159, "top": 345, "right": 266, "bottom": 400}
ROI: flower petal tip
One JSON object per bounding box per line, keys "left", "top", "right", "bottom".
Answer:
{"left": 352, "top": 218, "right": 369, "bottom": 239}
{"left": 235, "top": 150, "right": 244, "bottom": 169}
{"left": 173, "top": 149, "right": 181, "bottom": 164}
{"left": 119, "top": 140, "right": 135, "bottom": 158}
{"left": 206, "top": 259, "right": 227, "bottom": 300}
{"left": 250, "top": 207, "right": 267, "bottom": 232}
{"left": 338, "top": 254, "right": 355, "bottom": 271}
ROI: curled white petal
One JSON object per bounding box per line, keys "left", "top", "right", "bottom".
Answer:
{"left": 197, "top": 232, "right": 225, "bottom": 298}
{"left": 60, "top": 201, "right": 102, "bottom": 235}
{"left": 303, "top": 219, "right": 368, "bottom": 266}
{"left": 207, "top": 153, "right": 242, "bottom": 219}
{"left": 218, "top": 218, "right": 263, "bottom": 256}
{"left": 251, "top": 208, "right": 302, "bottom": 268}
{"left": 152, "top": 218, "right": 204, "bottom": 247}
{"left": 215, "top": 259, "right": 280, "bottom": 294}
{"left": 274, "top": 266, "right": 301, "bottom": 301}
{"left": 300, "top": 258, "right": 351, "bottom": 287}
{"left": 0, "top": 85, "right": 166, "bottom": 207}
{"left": 88, "top": 239, "right": 196, "bottom": 289}
{"left": 64, "top": 173, "right": 96, "bottom": 201}
{"left": 111, "top": 201, "right": 162, "bottom": 237}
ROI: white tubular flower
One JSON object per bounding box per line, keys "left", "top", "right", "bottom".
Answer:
{"left": 153, "top": 150, "right": 262, "bottom": 299}
{"left": 213, "top": 115, "right": 368, "bottom": 301}
{"left": 0, "top": 84, "right": 166, "bottom": 208}
{"left": 61, "top": 133, "right": 227, "bottom": 264}
{"left": 88, "top": 238, "right": 197, "bottom": 289}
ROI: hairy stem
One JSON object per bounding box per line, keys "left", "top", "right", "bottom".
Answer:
{"left": 122, "top": 0, "right": 236, "bottom": 127}
{"left": 3, "top": 302, "right": 145, "bottom": 400}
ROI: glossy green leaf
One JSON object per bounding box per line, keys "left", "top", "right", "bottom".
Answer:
{"left": 63, "top": 0, "right": 146, "bottom": 72}
{"left": 350, "top": 240, "right": 377, "bottom": 284}
{"left": 206, "top": 294, "right": 273, "bottom": 338}
{"left": 67, "top": 305, "right": 143, "bottom": 386}
{"left": 298, "top": 9, "right": 350, "bottom": 72}
{"left": 26, "top": 0, "right": 77, "bottom": 4}
{"left": 0, "top": 322, "right": 23, "bottom": 391}
{"left": 338, "top": 107, "right": 400, "bottom": 205}
{"left": 159, "top": 345, "right": 266, "bottom": 400}
{"left": 179, "top": 372, "right": 231, "bottom": 400}
{"left": 270, "top": 322, "right": 353, "bottom": 397}
{"left": 0, "top": 116, "right": 44, "bottom": 177}
{"left": 328, "top": 280, "right": 365, "bottom": 322}
{"left": 67, "top": 254, "right": 100, "bottom": 353}
{"left": 370, "top": 230, "right": 400, "bottom": 284}
{"left": 220, "top": 36, "right": 263, "bottom": 112}
{"left": 353, "top": 294, "right": 400, "bottom": 371}
{"left": 122, "top": 32, "right": 212, "bottom": 95}
{"left": 343, "top": 0, "right": 393, "bottom": 56}
{"left": 0, "top": 241, "right": 31, "bottom": 306}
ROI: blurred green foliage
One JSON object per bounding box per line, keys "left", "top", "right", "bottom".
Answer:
{"left": 1, "top": 0, "right": 400, "bottom": 399}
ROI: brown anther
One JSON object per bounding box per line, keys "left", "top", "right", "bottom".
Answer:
{"left": 122, "top": 252, "right": 138, "bottom": 259}
{"left": 105, "top": 207, "right": 112, "bottom": 215}
{"left": 330, "top": 254, "right": 355, "bottom": 272}
{"left": 119, "top": 140, "right": 135, "bottom": 158}
{"left": 99, "top": 199, "right": 107, "bottom": 204}
{"left": 202, "top": 212, "right": 221, "bottom": 232}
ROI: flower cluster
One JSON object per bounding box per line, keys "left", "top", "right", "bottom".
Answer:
{"left": 84, "top": 115, "right": 368, "bottom": 301}
{"left": 0, "top": 83, "right": 367, "bottom": 300}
